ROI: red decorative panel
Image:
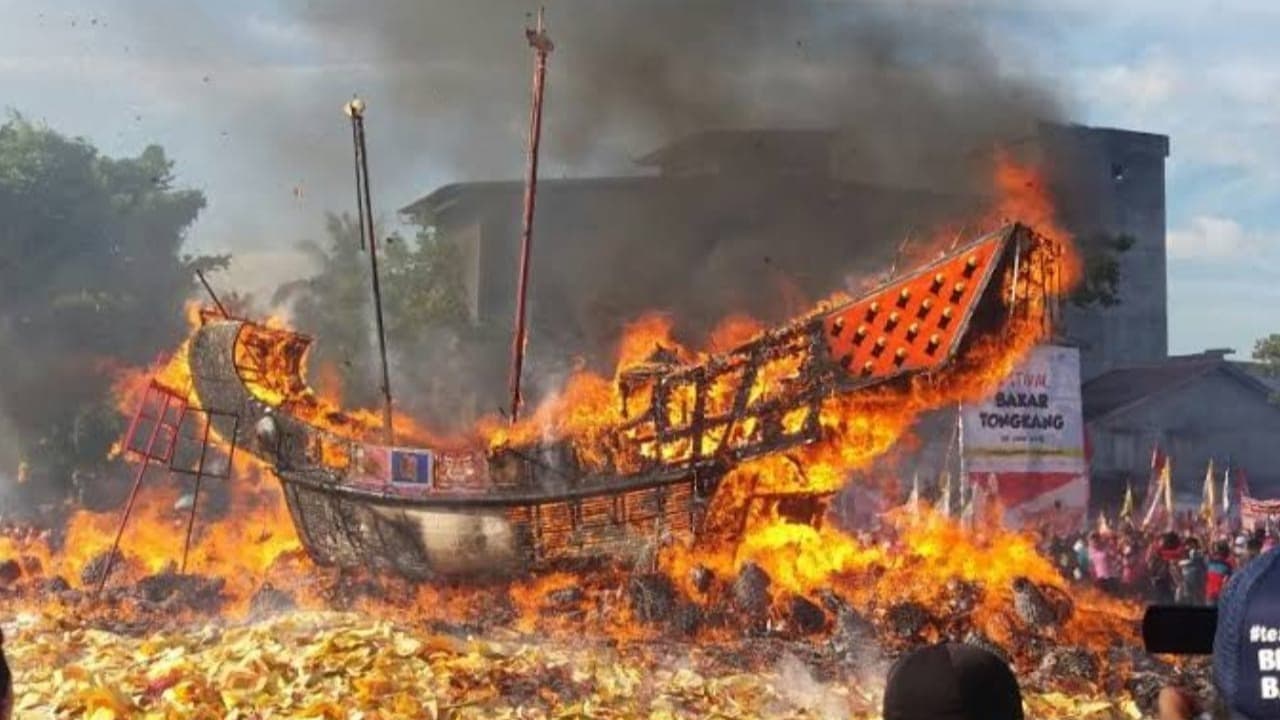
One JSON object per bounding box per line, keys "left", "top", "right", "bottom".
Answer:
{"left": 822, "top": 229, "right": 1010, "bottom": 380}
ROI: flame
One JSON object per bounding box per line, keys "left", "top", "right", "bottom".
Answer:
{"left": 992, "top": 150, "right": 1082, "bottom": 289}
{"left": 0, "top": 304, "right": 303, "bottom": 618}
{"left": 7, "top": 155, "right": 1140, "bottom": 694}
{"left": 650, "top": 155, "right": 1130, "bottom": 652}
{"left": 229, "top": 313, "right": 468, "bottom": 450}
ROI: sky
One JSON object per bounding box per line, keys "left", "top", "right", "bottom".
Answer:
{"left": 1, "top": 0, "right": 1277, "bottom": 357}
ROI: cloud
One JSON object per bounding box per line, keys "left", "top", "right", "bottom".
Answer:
{"left": 1074, "top": 51, "right": 1179, "bottom": 117}
{"left": 243, "top": 13, "right": 312, "bottom": 50}
{"left": 1207, "top": 62, "right": 1280, "bottom": 106}
{"left": 1167, "top": 215, "right": 1277, "bottom": 260}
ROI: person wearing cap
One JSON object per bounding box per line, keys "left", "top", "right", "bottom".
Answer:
{"left": 882, "top": 641, "right": 1024, "bottom": 720}
{"left": 1163, "top": 544, "right": 1280, "bottom": 719}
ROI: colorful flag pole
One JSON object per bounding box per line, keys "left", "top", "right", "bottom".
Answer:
{"left": 961, "top": 483, "right": 976, "bottom": 529}
{"left": 1120, "top": 481, "right": 1135, "bottom": 522}
{"left": 1139, "top": 441, "right": 1165, "bottom": 529}
{"left": 1143, "top": 455, "right": 1173, "bottom": 530}
{"left": 1155, "top": 457, "right": 1175, "bottom": 530}
{"left": 1202, "top": 458, "right": 1217, "bottom": 526}
{"left": 1223, "top": 459, "right": 1232, "bottom": 518}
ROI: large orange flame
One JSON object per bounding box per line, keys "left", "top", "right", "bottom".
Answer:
{"left": 7, "top": 155, "right": 1132, "bottom": 658}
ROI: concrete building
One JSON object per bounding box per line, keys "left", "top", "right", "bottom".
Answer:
{"left": 1041, "top": 125, "right": 1170, "bottom": 380}
{"left": 401, "top": 124, "right": 1170, "bottom": 415}
{"left": 1083, "top": 351, "right": 1280, "bottom": 505}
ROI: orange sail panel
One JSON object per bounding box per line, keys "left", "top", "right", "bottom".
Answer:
{"left": 822, "top": 230, "right": 1007, "bottom": 380}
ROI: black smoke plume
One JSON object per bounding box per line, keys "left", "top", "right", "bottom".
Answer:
{"left": 283, "top": 0, "right": 1065, "bottom": 416}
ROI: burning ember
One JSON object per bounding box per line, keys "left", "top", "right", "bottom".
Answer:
{"left": 0, "top": 157, "right": 1194, "bottom": 717}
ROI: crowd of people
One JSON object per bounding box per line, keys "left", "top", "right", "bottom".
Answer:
{"left": 1038, "top": 514, "right": 1277, "bottom": 606}
{"left": 887, "top": 540, "right": 1280, "bottom": 720}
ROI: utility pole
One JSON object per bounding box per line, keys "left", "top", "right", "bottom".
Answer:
{"left": 509, "top": 8, "right": 553, "bottom": 424}
{"left": 345, "top": 96, "right": 395, "bottom": 445}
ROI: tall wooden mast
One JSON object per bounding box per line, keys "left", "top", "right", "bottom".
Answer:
{"left": 509, "top": 8, "right": 553, "bottom": 423}
{"left": 345, "top": 96, "right": 395, "bottom": 445}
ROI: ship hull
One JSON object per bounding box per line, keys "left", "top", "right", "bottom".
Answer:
{"left": 275, "top": 467, "right": 703, "bottom": 578}
{"left": 188, "top": 319, "right": 707, "bottom": 577}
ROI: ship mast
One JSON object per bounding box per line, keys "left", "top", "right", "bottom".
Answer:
{"left": 508, "top": 8, "right": 553, "bottom": 424}
{"left": 344, "top": 96, "right": 396, "bottom": 445}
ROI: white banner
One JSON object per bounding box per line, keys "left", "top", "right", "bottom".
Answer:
{"left": 962, "top": 345, "right": 1088, "bottom": 531}
{"left": 964, "top": 345, "right": 1086, "bottom": 473}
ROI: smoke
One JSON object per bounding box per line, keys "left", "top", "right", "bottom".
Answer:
{"left": 0, "top": 405, "right": 23, "bottom": 512}
{"left": 288, "top": 0, "right": 1061, "bottom": 179}
{"left": 772, "top": 652, "right": 857, "bottom": 719}
{"left": 116, "top": 1, "right": 1067, "bottom": 422}
{"left": 273, "top": 0, "right": 1066, "bottom": 402}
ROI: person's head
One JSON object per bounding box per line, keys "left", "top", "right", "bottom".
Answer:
{"left": 1162, "top": 532, "right": 1181, "bottom": 550}
{"left": 1247, "top": 537, "right": 1264, "bottom": 556}
{"left": 882, "top": 642, "right": 1023, "bottom": 720}
{"left": 1215, "top": 540, "right": 1233, "bottom": 559}
{"left": 1214, "top": 545, "right": 1280, "bottom": 719}
{"left": 1185, "top": 537, "right": 1201, "bottom": 552}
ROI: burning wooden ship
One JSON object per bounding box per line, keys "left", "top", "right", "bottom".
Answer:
{"left": 170, "top": 222, "right": 1062, "bottom": 580}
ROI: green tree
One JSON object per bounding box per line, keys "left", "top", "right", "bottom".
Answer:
{"left": 276, "top": 215, "right": 486, "bottom": 429}
{"left": 0, "top": 113, "right": 217, "bottom": 501}
{"left": 1253, "top": 334, "right": 1280, "bottom": 376}
{"left": 274, "top": 214, "right": 379, "bottom": 406}
{"left": 381, "top": 227, "right": 470, "bottom": 338}
{"left": 1071, "top": 232, "right": 1136, "bottom": 308}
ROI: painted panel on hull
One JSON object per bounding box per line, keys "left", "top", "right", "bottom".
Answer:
{"left": 434, "top": 450, "right": 491, "bottom": 492}
{"left": 391, "top": 449, "right": 433, "bottom": 487}
{"left": 350, "top": 444, "right": 436, "bottom": 492}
